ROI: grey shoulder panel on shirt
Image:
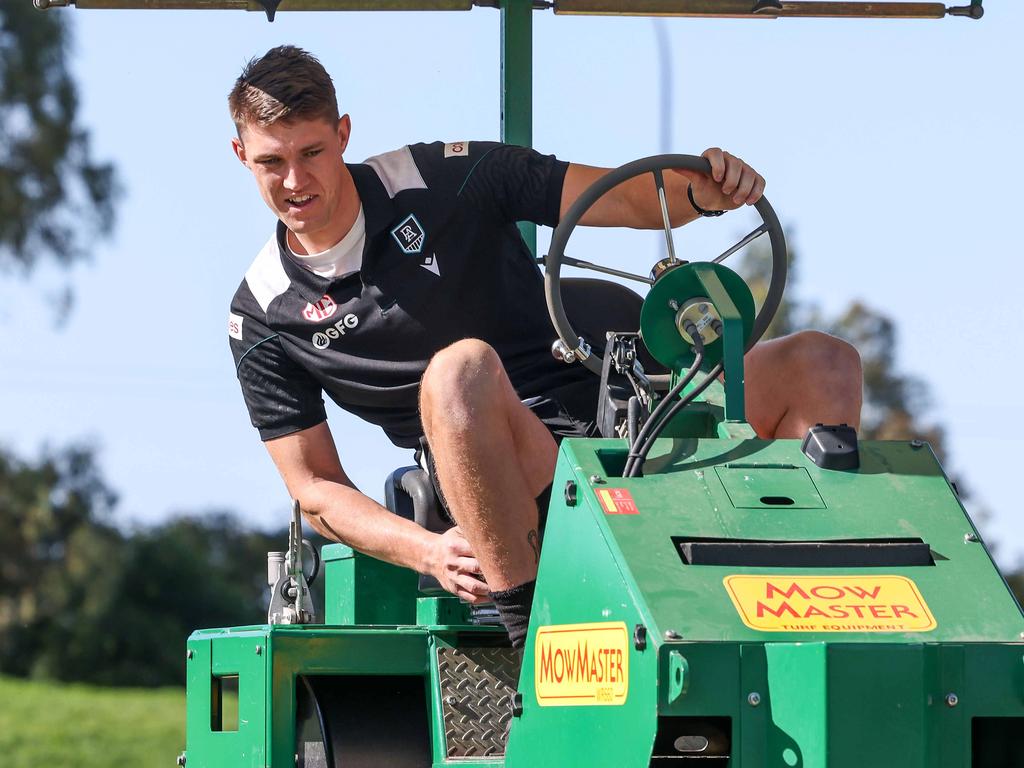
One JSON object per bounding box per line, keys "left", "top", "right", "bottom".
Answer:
{"left": 244, "top": 233, "right": 291, "bottom": 313}
{"left": 364, "top": 146, "right": 428, "bottom": 199}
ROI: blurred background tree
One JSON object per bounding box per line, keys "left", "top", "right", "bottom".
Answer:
{"left": 739, "top": 235, "right": 946, "bottom": 459}
{"left": 0, "top": 444, "right": 307, "bottom": 686}
{"left": 0, "top": 2, "right": 118, "bottom": 277}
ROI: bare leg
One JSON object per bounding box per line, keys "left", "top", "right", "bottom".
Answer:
{"left": 419, "top": 339, "right": 556, "bottom": 592}
{"left": 744, "top": 330, "right": 863, "bottom": 439}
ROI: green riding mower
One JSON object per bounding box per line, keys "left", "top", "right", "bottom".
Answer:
{"left": 181, "top": 154, "right": 1024, "bottom": 768}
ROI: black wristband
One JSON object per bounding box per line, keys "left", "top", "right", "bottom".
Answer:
{"left": 687, "top": 185, "right": 726, "bottom": 217}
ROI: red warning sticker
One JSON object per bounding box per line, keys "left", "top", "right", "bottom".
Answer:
{"left": 596, "top": 488, "right": 639, "bottom": 515}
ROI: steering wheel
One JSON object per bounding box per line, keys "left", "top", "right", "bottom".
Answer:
{"left": 544, "top": 154, "right": 788, "bottom": 375}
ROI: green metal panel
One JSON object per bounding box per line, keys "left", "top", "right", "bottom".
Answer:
{"left": 827, "top": 644, "right": 928, "bottom": 767}
{"left": 322, "top": 543, "right": 417, "bottom": 625}
{"left": 764, "top": 643, "right": 828, "bottom": 766}
{"left": 558, "top": 437, "right": 1024, "bottom": 644}
{"left": 739, "top": 643, "right": 769, "bottom": 768}
{"left": 716, "top": 466, "right": 825, "bottom": 509}
{"left": 498, "top": 436, "right": 1024, "bottom": 766}
{"left": 415, "top": 594, "right": 475, "bottom": 626}
{"left": 695, "top": 265, "right": 746, "bottom": 421}
{"left": 265, "top": 627, "right": 432, "bottom": 766}
{"left": 504, "top": 450, "right": 659, "bottom": 766}
{"left": 186, "top": 630, "right": 268, "bottom": 768}
{"left": 186, "top": 625, "right": 434, "bottom": 766}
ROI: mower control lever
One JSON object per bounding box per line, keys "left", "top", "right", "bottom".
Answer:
{"left": 266, "top": 500, "right": 318, "bottom": 625}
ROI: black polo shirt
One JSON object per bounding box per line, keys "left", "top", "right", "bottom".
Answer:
{"left": 228, "top": 141, "right": 594, "bottom": 449}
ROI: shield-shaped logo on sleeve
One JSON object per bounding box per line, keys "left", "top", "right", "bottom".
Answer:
{"left": 390, "top": 214, "right": 426, "bottom": 255}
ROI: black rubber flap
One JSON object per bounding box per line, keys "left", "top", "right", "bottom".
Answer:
{"left": 674, "top": 537, "right": 934, "bottom": 567}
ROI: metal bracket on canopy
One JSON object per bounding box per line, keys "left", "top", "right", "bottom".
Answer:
{"left": 257, "top": 0, "right": 280, "bottom": 20}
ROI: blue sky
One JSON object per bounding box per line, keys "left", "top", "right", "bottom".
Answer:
{"left": 1, "top": 4, "right": 1021, "bottom": 566}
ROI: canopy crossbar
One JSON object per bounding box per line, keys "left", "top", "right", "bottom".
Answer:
{"left": 34, "top": 0, "right": 983, "bottom": 18}
{"left": 553, "top": 1, "right": 982, "bottom": 19}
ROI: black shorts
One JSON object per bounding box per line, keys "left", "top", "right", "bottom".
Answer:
{"left": 418, "top": 381, "right": 599, "bottom": 530}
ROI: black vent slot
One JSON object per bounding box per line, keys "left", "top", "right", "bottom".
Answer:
{"left": 972, "top": 717, "right": 1024, "bottom": 767}
{"left": 674, "top": 537, "right": 934, "bottom": 567}
{"left": 650, "top": 717, "right": 730, "bottom": 765}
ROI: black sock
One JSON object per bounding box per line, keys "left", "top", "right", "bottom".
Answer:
{"left": 490, "top": 579, "right": 536, "bottom": 649}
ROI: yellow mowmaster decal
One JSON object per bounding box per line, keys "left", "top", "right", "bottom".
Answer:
{"left": 535, "top": 622, "right": 629, "bottom": 707}
{"left": 724, "top": 575, "right": 936, "bottom": 632}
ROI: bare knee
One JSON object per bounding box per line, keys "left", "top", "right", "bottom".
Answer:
{"left": 785, "top": 330, "right": 862, "bottom": 389}
{"left": 748, "top": 330, "right": 863, "bottom": 437}
{"left": 774, "top": 330, "right": 863, "bottom": 431}
{"left": 420, "top": 339, "right": 506, "bottom": 435}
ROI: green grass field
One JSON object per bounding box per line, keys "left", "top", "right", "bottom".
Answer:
{"left": 0, "top": 676, "right": 185, "bottom": 767}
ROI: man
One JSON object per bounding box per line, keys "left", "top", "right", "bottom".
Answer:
{"left": 227, "top": 46, "right": 862, "bottom": 646}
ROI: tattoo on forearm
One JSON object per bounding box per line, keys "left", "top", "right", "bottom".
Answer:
{"left": 527, "top": 529, "right": 540, "bottom": 564}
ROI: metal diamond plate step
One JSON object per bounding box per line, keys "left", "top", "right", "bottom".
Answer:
{"left": 437, "top": 646, "right": 521, "bottom": 758}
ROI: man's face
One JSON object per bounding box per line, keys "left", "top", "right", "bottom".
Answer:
{"left": 232, "top": 115, "right": 352, "bottom": 251}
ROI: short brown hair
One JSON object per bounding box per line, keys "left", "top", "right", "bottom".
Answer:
{"left": 228, "top": 45, "right": 339, "bottom": 133}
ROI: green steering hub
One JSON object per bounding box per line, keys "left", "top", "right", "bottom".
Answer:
{"left": 640, "top": 261, "right": 755, "bottom": 374}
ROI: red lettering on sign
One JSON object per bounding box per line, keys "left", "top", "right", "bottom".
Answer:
{"left": 756, "top": 601, "right": 801, "bottom": 619}
{"left": 810, "top": 586, "right": 845, "bottom": 600}
{"left": 765, "top": 582, "right": 811, "bottom": 601}
{"left": 845, "top": 585, "right": 882, "bottom": 600}
{"left": 538, "top": 638, "right": 628, "bottom": 685}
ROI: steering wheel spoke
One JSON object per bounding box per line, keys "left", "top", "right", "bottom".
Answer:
{"left": 554, "top": 254, "right": 654, "bottom": 285}
{"left": 712, "top": 223, "right": 770, "bottom": 264}
{"left": 651, "top": 168, "right": 680, "bottom": 267}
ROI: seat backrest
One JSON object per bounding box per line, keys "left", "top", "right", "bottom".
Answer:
{"left": 560, "top": 277, "right": 667, "bottom": 375}
{"left": 384, "top": 466, "right": 449, "bottom": 595}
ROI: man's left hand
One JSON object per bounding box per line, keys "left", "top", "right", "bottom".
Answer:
{"left": 673, "top": 147, "right": 765, "bottom": 213}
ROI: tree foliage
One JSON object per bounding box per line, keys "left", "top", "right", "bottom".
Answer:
{"left": 738, "top": 236, "right": 946, "bottom": 461}
{"left": 0, "top": 3, "right": 117, "bottom": 274}
{"left": 0, "top": 444, "right": 307, "bottom": 686}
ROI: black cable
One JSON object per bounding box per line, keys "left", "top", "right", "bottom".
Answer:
{"left": 627, "top": 396, "right": 640, "bottom": 448}
{"left": 623, "top": 325, "right": 705, "bottom": 477}
{"left": 622, "top": 356, "right": 700, "bottom": 477}
{"left": 627, "top": 361, "right": 724, "bottom": 478}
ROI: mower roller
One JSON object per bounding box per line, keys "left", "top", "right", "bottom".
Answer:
{"left": 181, "top": 155, "right": 1024, "bottom": 767}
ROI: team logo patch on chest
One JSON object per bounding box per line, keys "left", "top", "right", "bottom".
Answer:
{"left": 391, "top": 214, "right": 425, "bottom": 255}
{"left": 302, "top": 295, "right": 337, "bottom": 322}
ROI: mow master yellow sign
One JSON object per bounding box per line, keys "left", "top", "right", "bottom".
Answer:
{"left": 534, "top": 622, "right": 629, "bottom": 706}
{"left": 724, "top": 575, "right": 936, "bottom": 632}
